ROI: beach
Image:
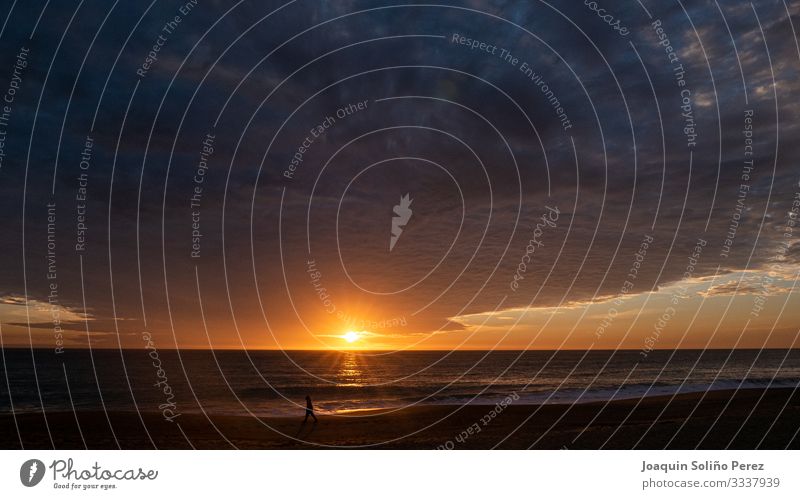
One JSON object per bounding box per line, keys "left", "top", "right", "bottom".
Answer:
{"left": 2, "top": 388, "right": 798, "bottom": 449}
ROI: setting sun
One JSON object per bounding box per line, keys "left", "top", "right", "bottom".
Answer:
{"left": 342, "top": 331, "right": 361, "bottom": 343}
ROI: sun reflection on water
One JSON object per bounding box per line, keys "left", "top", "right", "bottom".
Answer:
{"left": 336, "top": 352, "right": 365, "bottom": 387}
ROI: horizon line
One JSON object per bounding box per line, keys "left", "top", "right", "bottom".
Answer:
{"left": 2, "top": 346, "right": 798, "bottom": 352}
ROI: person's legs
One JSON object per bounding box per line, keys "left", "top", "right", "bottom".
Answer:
{"left": 312, "top": 412, "right": 318, "bottom": 423}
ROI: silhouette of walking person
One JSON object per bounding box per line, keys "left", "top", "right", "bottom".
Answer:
{"left": 303, "top": 395, "right": 318, "bottom": 423}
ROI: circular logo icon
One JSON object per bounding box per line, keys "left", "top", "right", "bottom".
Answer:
{"left": 20, "top": 459, "right": 45, "bottom": 487}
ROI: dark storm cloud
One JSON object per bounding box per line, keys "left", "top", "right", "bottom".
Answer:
{"left": 0, "top": 0, "right": 798, "bottom": 346}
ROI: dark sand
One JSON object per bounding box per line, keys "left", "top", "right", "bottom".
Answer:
{"left": 2, "top": 389, "right": 799, "bottom": 449}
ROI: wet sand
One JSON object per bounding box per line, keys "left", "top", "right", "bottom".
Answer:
{"left": 1, "top": 388, "right": 799, "bottom": 449}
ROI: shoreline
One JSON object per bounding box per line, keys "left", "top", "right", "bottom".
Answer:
{"left": 1, "top": 388, "right": 798, "bottom": 449}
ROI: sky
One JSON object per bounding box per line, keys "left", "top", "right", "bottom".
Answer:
{"left": 0, "top": 0, "right": 799, "bottom": 351}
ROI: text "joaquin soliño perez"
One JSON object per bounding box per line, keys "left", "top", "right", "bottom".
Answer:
{"left": 641, "top": 460, "right": 765, "bottom": 473}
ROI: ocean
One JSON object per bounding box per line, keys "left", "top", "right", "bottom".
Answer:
{"left": 1, "top": 349, "right": 798, "bottom": 417}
